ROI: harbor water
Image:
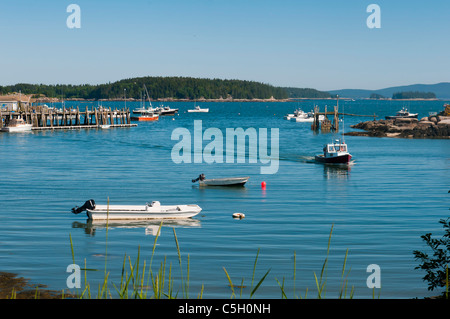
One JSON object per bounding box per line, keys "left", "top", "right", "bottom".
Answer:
{"left": 0, "top": 99, "right": 449, "bottom": 298}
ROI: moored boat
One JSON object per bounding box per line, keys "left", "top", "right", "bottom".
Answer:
{"left": 2, "top": 118, "right": 33, "bottom": 132}
{"left": 132, "top": 85, "right": 160, "bottom": 121}
{"left": 315, "top": 139, "right": 352, "bottom": 164}
{"left": 192, "top": 174, "right": 249, "bottom": 186}
{"left": 71, "top": 199, "right": 202, "bottom": 220}
{"left": 130, "top": 113, "right": 159, "bottom": 121}
{"left": 285, "top": 109, "right": 324, "bottom": 122}
{"left": 132, "top": 106, "right": 159, "bottom": 115}
{"left": 1, "top": 117, "right": 32, "bottom": 132}
{"left": 157, "top": 106, "right": 179, "bottom": 116}
{"left": 385, "top": 107, "right": 418, "bottom": 119}
{"left": 187, "top": 106, "right": 209, "bottom": 113}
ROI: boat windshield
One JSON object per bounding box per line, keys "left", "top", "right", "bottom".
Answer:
{"left": 330, "top": 144, "right": 347, "bottom": 152}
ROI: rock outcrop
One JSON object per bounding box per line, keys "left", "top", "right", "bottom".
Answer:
{"left": 346, "top": 116, "right": 450, "bottom": 138}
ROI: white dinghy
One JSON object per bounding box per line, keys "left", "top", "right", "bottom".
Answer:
{"left": 72, "top": 199, "right": 202, "bottom": 220}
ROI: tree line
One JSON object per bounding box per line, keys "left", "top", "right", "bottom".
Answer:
{"left": 0, "top": 77, "right": 334, "bottom": 100}
{"left": 0, "top": 77, "right": 288, "bottom": 100}
{"left": 282, "top": 87, "right": 331, "bottom": 99}
{"left": 392, "top": 91, "right": 436, "bottom": 99}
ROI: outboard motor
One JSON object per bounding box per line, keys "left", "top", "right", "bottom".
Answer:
{"left": 192, "top": 174, "right": 205, "bottom": 183}
{"left": 72, "top": 199, "right": 96, "bottom": 214}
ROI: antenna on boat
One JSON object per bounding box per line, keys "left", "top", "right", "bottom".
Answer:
{"left": 342, "top": 96, "right": 344, "bottom": 136}
{"left": 339, "top": 95, "right": 345, "bottom": 142}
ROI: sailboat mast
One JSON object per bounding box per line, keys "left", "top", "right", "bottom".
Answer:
{"left": 144, "top": 84, "right": 152, "bottom": 108}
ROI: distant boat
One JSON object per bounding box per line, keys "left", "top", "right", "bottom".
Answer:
{"left": 285, "top": 109, "right": 323, "bottom": 122}
{"left": 315, "top": 139, "right": 352, "bottom": 164}
{"left": 1, "top": 117, "right": 32, "bottom": 132}
{"left": 284, "top": 108, "right": 302, "bottom": 120}
{"left": 192, "top": 174, "right": 249, "bottom": 186}
{"left": 131, "top": 85, "right": 160, "bottom": 121}
{"left": 157, "top": 106, "right": 179, "bottom": 116}
{"left": 131, "top": 114, "right": 159, "bottom": 121}
{"left": 133, "top": 106, "right": 159, "bottom": 115}
{"left": 99, "top": 124, "right": 111, "bottom": 129}
{"left": 187, "top": 106, "right": 209, "bottom": 113}
{"left": 385, "top": 107, "right": 418, "bottom": 119}
{"left": 71, "top": 199, "right": 202, "bottom": 220}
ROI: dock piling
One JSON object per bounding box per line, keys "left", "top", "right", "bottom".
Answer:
{"left": 1, "top": 104, "right": 136, "bottom": 130}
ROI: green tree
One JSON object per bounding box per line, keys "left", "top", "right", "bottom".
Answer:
{"left": 413, "top": 217, "right": 450, "bottom": 297}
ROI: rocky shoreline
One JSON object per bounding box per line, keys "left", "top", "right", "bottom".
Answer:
{"left": 345, "top": 115, "right": 450, "bottom": 139}
{"left": 0, "top": 271, "right": 69, "bottom": 299}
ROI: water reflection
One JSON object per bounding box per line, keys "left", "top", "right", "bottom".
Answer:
{"left": 323, "top": 164, "right": 352, "bottom": 180}
{"left": 193, "top": 184, "right": 249, "bottom": 194}
{"left": 72, "top": 218, "right": 201, "bottom": 236}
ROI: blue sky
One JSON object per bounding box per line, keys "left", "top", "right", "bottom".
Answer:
{"left": 1, "top": 0, "right": 449, "bottom": 91}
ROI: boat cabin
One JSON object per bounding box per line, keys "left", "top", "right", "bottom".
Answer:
{"left": 315, "top": 138, "right": 352, "bottom": 164}
{"left": 323, "top": 140, "right": 349, "bottom": 157}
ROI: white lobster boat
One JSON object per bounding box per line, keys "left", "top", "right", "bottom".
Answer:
{"left": 285, "top": 109, "right": 324, "bottom": 122}
{"left": 1, "top": 118, "right": 32, "bottom": 132}
{"left": 72, "top": 199, "right": 202, "bottom": 220}
{"left": 187, "top": 106, "right": 209, "bottom": 113}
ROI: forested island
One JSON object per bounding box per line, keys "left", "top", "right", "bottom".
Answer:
{"left": 282, "top": 87, "right": 331, "bottom": 99}
{"left": 2, "top": 77, "right": 440, "bottom": 101}
{"left": 392, "top": 91, "right": 436, "bottom": 99}
{"left": 0, "top": 77, "right": 328, "bottom": 101}
{"left": 369, "top": 91, "right": 437, "bottom": 100}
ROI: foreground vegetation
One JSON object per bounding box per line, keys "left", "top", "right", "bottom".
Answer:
{"left": 3, "top": 218, "right": 448, "bottom": 299}
{"left": 63, "top": 224, "right": 356, "bottom": 299}
{"left": 413, "top": 217, "right": 450, "bottom": 298}
{"left": 2, "top": 223, "right": 358, "bottom": 299}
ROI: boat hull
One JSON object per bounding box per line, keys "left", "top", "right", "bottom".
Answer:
{"left": 187, "top": 109, "right": 209, "bottom": 113}
{"left": 130, "top": 116, "right": 159, "bottom": 121}
{"left": 199, "top": 177, "right": 249, "bottom": 186}
{"left": 315, "top": 154, "right": 352, "bottom": 164}
{"left": 1, "top": 124, "right": 32, "bottom": 132}
{"left": 293, "top": 117, "right": 314, "bottom": 122}
{"left": 159, "top": 109, "right": 178, "bottom": 116}
{"left": 385, "top": 114, "right": 418, "bottom": 119}
{"left": 87, "top": 204, "right": 202, "bottom": 220}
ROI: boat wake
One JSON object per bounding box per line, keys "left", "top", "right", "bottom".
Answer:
{"left": 279, "top": 155, "right": 316, "bottom": 163}
{"left": 279, "top": 155, "right": 356, "bottom": 166}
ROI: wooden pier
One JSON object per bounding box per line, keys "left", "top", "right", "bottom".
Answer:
{"left": 311, "top": 97, "right": 377, "bottom": 132}
{"left": 0, "top": 105, "right": 136, "bottom": 130}
{"left": 311, "top": 105, "right": 340, "bottom": 132}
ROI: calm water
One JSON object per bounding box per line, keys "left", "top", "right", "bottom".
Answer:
{"left": 0, "top": 99, "right": 449, "bottom": 299}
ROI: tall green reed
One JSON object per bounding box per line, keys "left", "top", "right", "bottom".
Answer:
{"left": 67, "top": 214, "right": 358, "bottom": 299}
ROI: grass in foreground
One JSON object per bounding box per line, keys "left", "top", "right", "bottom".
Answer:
{"left": 63, "top": 223, "right": 359, "bottom": 299}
